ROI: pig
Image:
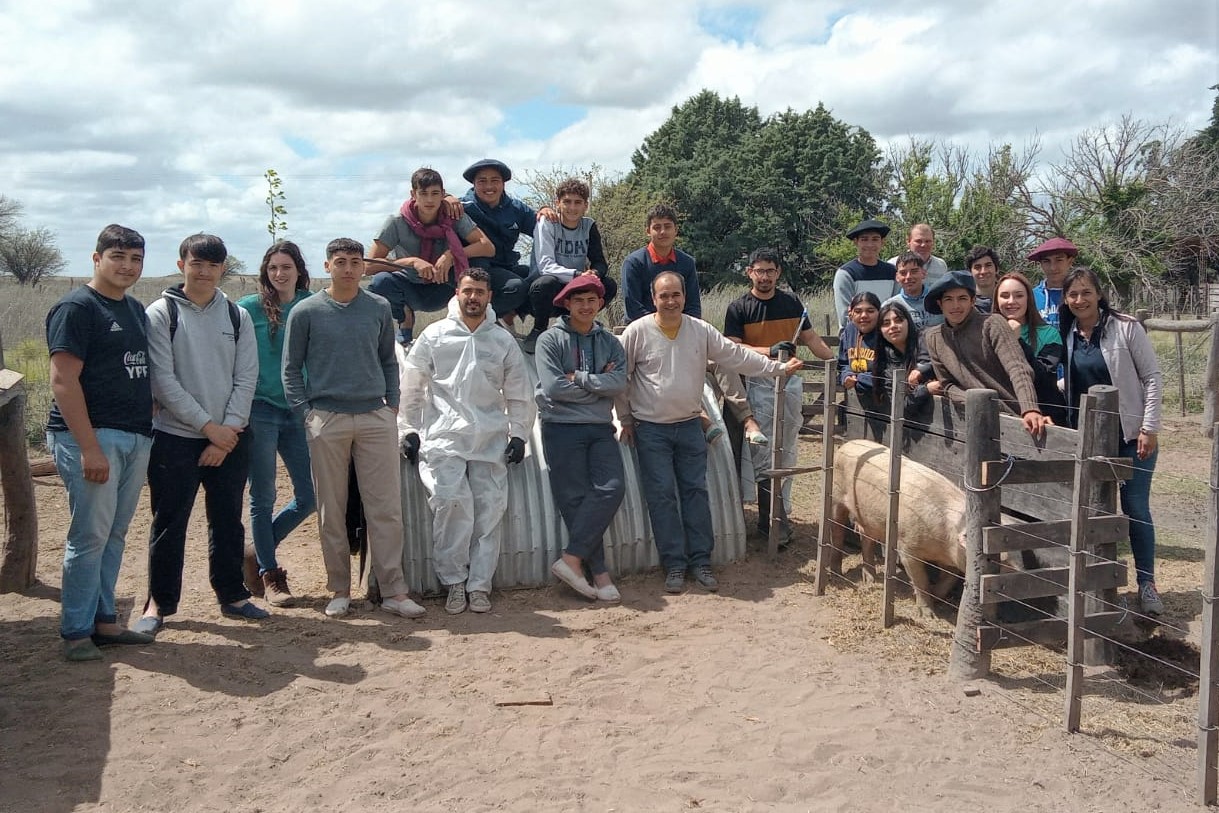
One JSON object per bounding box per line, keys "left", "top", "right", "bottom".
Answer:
{"left": 829, "top": 439, "right": 966, "bottom": 616}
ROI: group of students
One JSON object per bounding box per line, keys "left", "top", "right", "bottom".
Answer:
{"left": 833, "top": 220, "right": 1165, "bottom": 616}
{"left": 44, "top": 164, "right": 1166, "bottom": 662}
{"left": 46, "top": 228, "right": 417, "bottom": 662}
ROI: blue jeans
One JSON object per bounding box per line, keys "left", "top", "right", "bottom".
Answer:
{"left": 49, "top": 429, "right": 152, "bottom": 640}
{"left": 1119, "top": 438, "right": 1158, "bottom": 585}
{"left": 247, "top": 400, "right": 316, "bottom": 572}
{"left": 634, "top": 418, "right": 714, "bottom": 572}
{"left": 368, "top": 271, "right": 455, "bottom": 322}
{"left": 542, "top": 422, "right": 625, "bottom": 576}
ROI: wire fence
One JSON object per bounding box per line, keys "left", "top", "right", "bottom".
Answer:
{"left": 788, "top": 365, "right": 1214, "bottom": 801}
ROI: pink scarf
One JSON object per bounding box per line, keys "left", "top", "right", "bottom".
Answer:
{"left": 400, "top": 199, "right": 469, "bottom": 281}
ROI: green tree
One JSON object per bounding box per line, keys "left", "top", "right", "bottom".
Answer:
{"left": 1192, "top": 85, "right": 1219, "bottom": 152}
{"left": 884, "top": 139, "right": 1037, "bottom": 268}
{"left": 751, "top": 105, "right": 884, "bottom": 288}
{"left": 629, "top": 91, "right": 764, "bottom": 286}
{"left": 628, "top": 91, "right": 883, "bottom": 290}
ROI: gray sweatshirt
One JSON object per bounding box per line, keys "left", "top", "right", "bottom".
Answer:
{"left": 534, "top": 317, "right": 627, "bottom": 424}
{"left": 282, "top": 288, "right": 399, "bottom": 415}
{"left": 146, "top": 286, "right": 257, "bottom": 438}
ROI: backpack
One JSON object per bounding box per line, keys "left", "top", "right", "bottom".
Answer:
{"left": 163, "top": 294, "right": 241, "bottom": 344}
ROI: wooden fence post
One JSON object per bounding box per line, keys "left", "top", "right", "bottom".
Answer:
{"left": 1083, "top": 386, "right": 1121, "bottom": 666}
{"left": 0, "top": 327, "right": 39, "bottom": 592}
{"left": 1198, "top": 422, "right": 1219, "bottom": 804}
{"left": 1206, "top": 316, "right": 1219, "bottom": 439}
{"left": 882, "top": 369, "right": 906, "bottom": 628}
{"left": 949, "top": 389, "right": 1000, "bottom": 680}
{"left": 766, "top": 353, "right": 788, "bottom": 558}
{"left": 814, "top": 359, "right": 837, "bottom": 596}
{"left": 1064, "top": 391, "right": 1103, "bottom": 731}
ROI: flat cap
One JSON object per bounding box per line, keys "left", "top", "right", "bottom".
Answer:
{"left": 924, "top": 269, "right": 976, "bottom": 315}
{"left": 462, "top": 158, "right": 512, "bottom": 184}
{"left": 846, "top": 219, "right": 890, "bottom": 239}
{"left": 1027, "top": 237, "right": 1079, "bottom": 262}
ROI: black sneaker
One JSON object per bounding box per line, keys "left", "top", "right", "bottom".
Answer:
{"left": 664, "top": 569, "right": 686, "bottom": 594}
{"left": 691, "top": 565, "right": 719, "bottom": 592}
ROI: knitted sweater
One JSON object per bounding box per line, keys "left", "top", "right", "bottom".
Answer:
{"left": 282, "top": 289, "right": 399, "bottom": 415}
{"left": 924, "top": 310, "right": 1039, "bottom": 415}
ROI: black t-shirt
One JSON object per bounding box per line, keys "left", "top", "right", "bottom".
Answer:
{"left": 45, "top": 286, "right": 153, "bottom": 436}
{"left": 724, "top": 289, "right": 811, "bottom": 349}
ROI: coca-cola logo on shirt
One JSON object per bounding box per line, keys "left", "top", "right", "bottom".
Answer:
{"left": 124, "top": 350, "right": 148, "bottom": 379}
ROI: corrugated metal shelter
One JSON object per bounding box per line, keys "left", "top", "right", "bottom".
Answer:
{"left": 396, "top": 367, "right": 746, "bottom": 595}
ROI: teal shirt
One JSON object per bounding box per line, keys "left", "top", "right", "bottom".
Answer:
{"left": 237, "top": 290, "right": 311, "bottom": 410}
{"left": 1021, "top": 323, "right": 1060, "bottom": 355}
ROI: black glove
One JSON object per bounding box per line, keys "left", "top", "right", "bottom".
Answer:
{"left": 505, "top": 437, "right": 526, "bottom": 465}
{"left": 769, "top": 340, "right": 797, "bottom": 359}
{"left": 400, "top": 432, "right": 420, "bottom": 464}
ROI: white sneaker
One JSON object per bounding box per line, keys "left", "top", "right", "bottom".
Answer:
{"left": 594, "top": 583, "right": 621, "bottom": 603}
{"left": 468, "top": 590, "right": 492, "bottom": 613}
{"left": 324, "top": 597, "right": 350, "bottom": 618}
{"left": 445, "top": 583, "right": 468, "bottom": 615}
{"left": 381, "top": 596, "right": 426, "bottom": 619}
{"left": 551, "top": 559, "right": 597, "bottom": 600}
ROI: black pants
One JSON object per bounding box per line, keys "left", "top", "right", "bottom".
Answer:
{"left": 528, "top": 274, "right": 618, "bottom": 330}
{"left": 147, "top": 430, "right": 251, "bottom": 614}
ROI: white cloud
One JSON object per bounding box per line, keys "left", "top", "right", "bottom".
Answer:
{"left": 0, "top": 0, "right": 1213, "bottom": 278}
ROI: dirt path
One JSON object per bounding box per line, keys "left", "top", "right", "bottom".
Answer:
{"left": 0, "top": 418, "right": 1208, "bottom": 812}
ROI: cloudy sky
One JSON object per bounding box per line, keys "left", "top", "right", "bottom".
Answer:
{"left": 1, "top": 0, "right": 1215, "bottom": 279}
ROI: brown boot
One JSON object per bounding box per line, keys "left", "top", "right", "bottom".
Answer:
{"left": 243, "top": 544, "right": 264, "bottom": 597}
{"left": 262, "top": 568, "right": 294, "bottom": 607}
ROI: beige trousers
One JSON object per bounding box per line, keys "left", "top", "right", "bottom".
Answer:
{"left": 305, "top": 407, "right": 407, "bottom": 596}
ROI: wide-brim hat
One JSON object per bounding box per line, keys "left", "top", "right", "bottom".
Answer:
{"left": 553, "top": 275, "right": 606, "bottom": 308}
{"left": 924, "top": 270, "right": 977, "bottom": 315}
{"left": 1027, "top": 237, "right": 1079, "bottom": 262}
{"left": 462, "top": 158, "right": 512, "bottom": 184}
{"left": 846, "top": 218, "right": 890, "bottom": 239}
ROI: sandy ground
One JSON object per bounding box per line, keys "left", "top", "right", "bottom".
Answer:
{"left": 0, "top": 418, "right": 1210, "bottom": 812}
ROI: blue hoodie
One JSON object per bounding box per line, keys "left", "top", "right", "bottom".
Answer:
{"left": 459, "top": 189, "right": 538, "bottom": 270}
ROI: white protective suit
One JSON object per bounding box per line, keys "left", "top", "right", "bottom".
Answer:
{"left": 399, "top": 299, "right": 536, "bottom": 593}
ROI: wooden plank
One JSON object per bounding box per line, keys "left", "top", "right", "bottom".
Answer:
{"left": 976, "top": 611, "right": 1128, "bottom": 651}
{"left": 0, "top": 368, "right": 23, "bottom": 391}
{"left": 1141, "top": 317, "right": 1214, "bottom": 332}
{"left": 983, "top": 515, "right": 1129, "bottom": 554}
{"left": 981, "top": 457, "right": 1134, "bottom": 486}
{"left": 495, "top": 692, "right": 553, "bottom": 707}
{"left": 979, "top": 561, "right": 1127, "bottom": 604}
